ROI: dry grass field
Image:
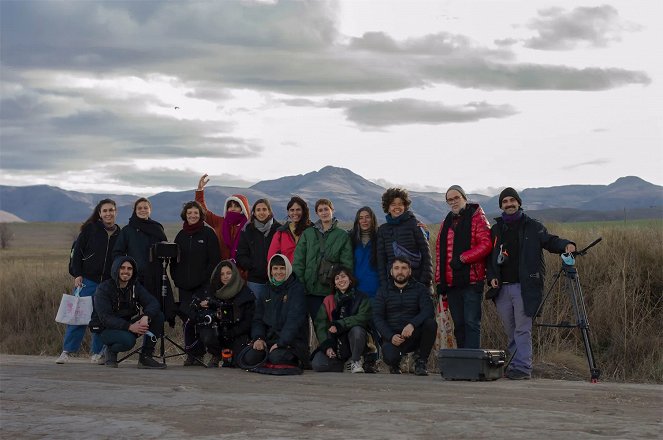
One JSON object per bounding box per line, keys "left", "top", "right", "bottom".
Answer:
{"left": 1, "top": 220, "right": 661, "bottom": 382}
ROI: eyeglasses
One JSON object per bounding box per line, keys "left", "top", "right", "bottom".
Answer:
{"left": 446, "top": 196, "right": 462, "bottom": 204}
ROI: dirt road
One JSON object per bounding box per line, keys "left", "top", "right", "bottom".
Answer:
{"left": 0, "top": 355, "right": 660, "bottom": 439}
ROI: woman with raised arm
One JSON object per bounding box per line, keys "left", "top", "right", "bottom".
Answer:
{"left": 195, "top": 173, "right": 250, "bottom": 261}
{"left": 267, "top": 195, "right": 311, "bottom": 263}
{"left": 57, "top": 199, "right": 121, "bottom": 365}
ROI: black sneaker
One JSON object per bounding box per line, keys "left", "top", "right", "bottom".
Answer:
{"left": 183, "top": 354, "right": 196, "bottom": 366}
{"left": 414, "top": 360, "right": 428, "bottom": 376}
{"left": 138, "top": 354, "right": 166, "bottom": 369}
{"left": 363, "top": 360, "right": 379, "bottom": 374}
{"left": 389, "top": 365, "right": 401, "bottom": 374}
{"left": 105, "top": 351, "right": 118, "bottom": 368}
{"left": 506, "top": 369, "right": 531, "bottom": 380}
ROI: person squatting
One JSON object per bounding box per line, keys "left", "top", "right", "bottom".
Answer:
{"left": 60, "top": 176, "right": 574, "bottom": 379}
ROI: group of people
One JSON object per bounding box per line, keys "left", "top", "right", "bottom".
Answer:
{"left": 58, "top": 174, "right": 575, "bottom": 380}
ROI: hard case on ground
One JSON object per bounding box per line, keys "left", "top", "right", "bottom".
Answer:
{"left": 437, "top": 348, "right": 505, "bottom": 381}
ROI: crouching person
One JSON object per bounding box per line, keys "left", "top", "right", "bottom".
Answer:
{"left": 373, "top": 257, "right": 437, "bottom": 376}
{"left": 312, "top": 266, "right": 372, "bottom": 373}
{"left": 241, "top": 254, "right": 308, "bottom": 371}
{"left": 92, "top": 256, "right": 165, "bottom": 369}
{"left": 192, "top": 260, "right": 255, "bottom": 367}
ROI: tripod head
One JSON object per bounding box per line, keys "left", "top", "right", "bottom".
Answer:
{"left": 561, "top": 237, "right": 602, "bottom": 267}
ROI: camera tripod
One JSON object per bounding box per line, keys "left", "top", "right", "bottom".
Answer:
{"left": 535, "top": 238, "right": 602, "bottom": 383}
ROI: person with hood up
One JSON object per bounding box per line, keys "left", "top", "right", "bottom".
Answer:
{"left": 311, "top": 266, "right": 372, "bottom": 373}
{"left": 195, "top": 174, "right": 250, "bottom": 261}
{"left": 236, "top": 198, "right": 281, "bottom": 300}
{"left": 92, "top": 256, "right": 165, "bottom": 369}
{"left": 192, "top": 260, "right": 255, "bottom": 368}
{"left": 293, "top": 198, "right": 353, "bottom": 323}
{"left": 267, "top": 195, "right": 312, "bottom": 263}
{"left": 241, "top": 254, "right": 308, "bottom": 369}
{"left": 376, "top": 188, "right": 433, "bottom": 290}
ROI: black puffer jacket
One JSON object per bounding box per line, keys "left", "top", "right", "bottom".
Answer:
{"left": 71, "top": 221, "right": 121, "bottom": 283}
{"left": 92, "top": 256, "right": 161, "bottom": 331}
{"left": 170, "top": 225, "right": 220, "bottom": 291}
{"left": 486, "top": 213, "right": 572, "bottom": 317}
{"left": 235, "top": 220, "right": 281, "bottom": 283}
{"left": 376, "top": 211, "right": 433, "bottom": 288}
{"left": 373, "top": 278, "right": 435, "bottom": 341}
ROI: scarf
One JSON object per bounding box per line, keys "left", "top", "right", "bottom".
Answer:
{"left": 385, "top": 211, "right": 408, "bottom": 225}
{"left": 288, "top": 221, "right": 300, "bottom": 243}
{"left": 439, "top": 204, "right": 476, "bottom": 290}
{"left": 502, "top": 209, "right": 524, "bottom": 224}
{"left": 183, "top": 219, "right": 204, "bottom": 235}
{"left": 222, "top": 211, "right": 248, "bottom": 259}
{"left": 213, "top": 263, "right": 245, "bottom": 300}
{"left": 254, "top": 217, "right": 274, "bottom": 237}
{"left": 128, "top": 213, "right": 167, "bottom": 242}
{"left": 360, "top": 230, "right": 371, "bottom": 246}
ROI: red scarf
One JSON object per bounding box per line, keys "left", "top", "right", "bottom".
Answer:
{"left": 183, "top": 219, "right": 204, "bottom": 235}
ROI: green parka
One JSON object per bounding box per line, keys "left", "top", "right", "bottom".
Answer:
{"left": 314, "top": 288, "right": 372, "bottom": 346}
{"left": 292, "top": 219, "right": 353, "bottom": 297}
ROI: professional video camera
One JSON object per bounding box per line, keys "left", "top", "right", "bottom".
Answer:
{"left": 192, "top": 297, "right": 234, "bottom": 327}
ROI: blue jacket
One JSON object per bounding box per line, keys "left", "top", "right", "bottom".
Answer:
{"left": 353, "top": 241, "right": 379, "bottom": 299}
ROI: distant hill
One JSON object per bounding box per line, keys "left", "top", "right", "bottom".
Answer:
{"left": 0, "top": 210, "right": 25, "bottom": 223}
{"left": 0, "top": 168, "right": 661, "bottom": 223}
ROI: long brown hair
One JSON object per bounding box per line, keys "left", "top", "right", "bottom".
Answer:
{"left": 81, "top": 199, "right": 116, "bottom": 231}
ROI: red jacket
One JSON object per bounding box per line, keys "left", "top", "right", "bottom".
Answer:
{"left": 267, "top": 226, "right": 298, "bottom": 264}
{"left": 195, "top": 190, "right": 249, "bottom": 261}
{"left": 435, "top": 204, "right": 491, "bottom": 286}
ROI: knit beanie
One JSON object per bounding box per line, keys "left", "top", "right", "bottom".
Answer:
{"left": 499, "top": 187, "right": 522, "bottom": 208}
{"left": 446, "top": 185, "right": 467, "bottom": 201}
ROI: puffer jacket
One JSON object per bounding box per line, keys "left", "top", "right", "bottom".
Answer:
{"left": 373, "top": 278, "right": 434, "bottom": 341}
{"left": 236, "top": 219, "right": 281, "bottom": 283}
{"left": 376, "top": 211, "right": 432, "bottom": 288}
{"left": 71, "top": 220, "right": 121, "bottom": 283}
{"left": 292, "top": 220, "right": 353, "bottom": 297}
{"left": 267, "top": 221, "right": 301, "bottom": 263}
{"left": 435, "top": 203, "right": 491, "bottom": 287}
{"left": 170, "top": 225, "right": 220, "bottom": 291}
{"left": 252, "top": 255, "right": 307, "bottom": 350}
{"left": 486, "top": 213, "right": 573, "bottom": 317}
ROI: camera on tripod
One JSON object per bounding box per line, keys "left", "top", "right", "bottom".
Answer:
{"left": 192, "top": 297, "right": 234, "bottom": 326}
{"left": 150, "top": 241, "right": 179, "bottom": 261}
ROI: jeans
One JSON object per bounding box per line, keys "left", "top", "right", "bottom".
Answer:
{"left": 447, "top": 283, "right": 483, "bottom": 349}
{"left": 247, "top": 281, "right": 269, "bottom": 302}
{"left": 494, "top": 283, "right": 533, "bottom": 374}
{"left": 62, "top": 279, "right": 104, "bottom": 354}
{"left": 100, "top": 312, "right": 164, "bottom": 355}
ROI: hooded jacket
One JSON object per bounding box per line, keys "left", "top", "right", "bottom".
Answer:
{"left": 195, "top": 190, "right": 250, "bottom": 260}
{"left": 92, "top": 256, "right": 161, "bottom": 331}
{"left": 252, "top": 254, "right": 307, "bottom": 350}
{"left": 292, "top": 219, "right": 353, "bottom": 296}
{"left": 486, "top": 212, "right": 572, "bottom": 317}
{"left": 71, "top": 220, "right": 121, "bottom": 283}
{"left": 376, "top": 211, "right": 433, "bottom": 288}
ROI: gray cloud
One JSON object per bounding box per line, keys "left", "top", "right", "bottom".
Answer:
{"left": 561, "top": 158, "right": 611, "bottom": 170}
{"left": 524, "top": 5, "right": 641, "bottom": 50}
{"left": 100, "top": 165, "right": 256, "bottom": 189}
{"left": 328, "top": 98, "right": 517, "bottom": 127}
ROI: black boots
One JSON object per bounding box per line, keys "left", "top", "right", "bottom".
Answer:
{"left": 105, "top": 351, "right": 118, "bottom": 368}
{"left": 138, "top": 352, "right": 166, "bottom": 369}
{"left": 414, "top": 359, "right": 428, "bottom": 376}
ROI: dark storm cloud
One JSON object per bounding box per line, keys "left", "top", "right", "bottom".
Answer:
{"left": 328, "top": 99, "right": 517, "bottom": 127}
{"left": 524, "top": 5, "right": 640, "bottom": 50}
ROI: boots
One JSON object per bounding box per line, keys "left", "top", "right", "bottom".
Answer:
{"left": 138, "top": 351, "right": 166, "bottom": 369}
{"left": 414, "top": 359, "right": 428, "bottom": 376}
{"left": 105, "top": 351, "right": 118, "bottom": 368}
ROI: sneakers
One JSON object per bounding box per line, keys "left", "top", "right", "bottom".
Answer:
{"left": 207, "top": 355, "right": 221, "bottom": 368}
{"left": 137, "top": 354, "right": 166, "bottom": 369}
{"left": 350, "top": 360, "right": 364, "bottom": 374}
{"left": 363, "top": 360, "right": 379, "bottom": 374}
{"left": 91, "top": 349, "right": 106, "bottom": 365}
{"left": 55, "top": 351, "right": 69, "bottom": 364}
{"left": 105, "top": 351, "right": 118, "bottom": 368}
{"left": 389, "top": 365, "right": 401, "bottom": 374}
{"left": 414, "top": 360, "right": 428, "bottom": 376}
{"left": 183, "top": 354, "right": 196, "bottom": 367}
{"left": 506, "top": 369, "right": 531, "bottom": 380}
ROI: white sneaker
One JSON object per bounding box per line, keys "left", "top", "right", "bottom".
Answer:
{"left": 56, "top": 351, "right": 69, "bottom": 364}
{"left": 350, "top": 360, "right": 364, "bottom": 374}
{"left": 90, "top": 353, "right": 104, "bottom": 364}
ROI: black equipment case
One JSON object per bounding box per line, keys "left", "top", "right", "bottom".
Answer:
{"left": 438, "top": 349, "right": 505, "bottom": 381}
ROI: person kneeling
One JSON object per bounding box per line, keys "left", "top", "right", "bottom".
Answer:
{"left": 312, "top": 266, "right": 372, "bottom": 373}
{"left": 241, "top": 254, "right": 308, "bottom": 371}
{"left": 373, "top": 257, "right": 437, "bottom": 376}
{"left": 193, "top": 260, "right": 255, "bottom": 368}
{"left": 92, "top": 256, "right": 165, "bottom": 369}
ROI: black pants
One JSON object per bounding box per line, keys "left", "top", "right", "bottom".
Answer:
{"left": 198, "top": 327, "right": 249, "bottom": 360}
{"left": 243, "top": 345, "right": 300, "bottom": 367}
{"left": 381, "top": 317, "right": 437, "bottom": 367}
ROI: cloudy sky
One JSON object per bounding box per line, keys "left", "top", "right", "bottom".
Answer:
{"left": 1, "top": 0, "right": 661, "bottom": 196}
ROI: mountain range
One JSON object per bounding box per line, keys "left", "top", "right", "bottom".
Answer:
{"left": 1, "top": 167, "right": 661, "bottom": 224}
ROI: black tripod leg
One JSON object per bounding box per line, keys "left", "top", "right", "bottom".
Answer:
{"left": 567, "top": 270, "right": 601, "bottom": 382}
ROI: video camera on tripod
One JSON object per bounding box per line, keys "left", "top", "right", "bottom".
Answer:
{"left": 192, "top": 297, "right": 235, "bottom": 327}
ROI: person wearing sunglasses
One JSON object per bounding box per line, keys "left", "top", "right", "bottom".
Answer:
{"left": 486, "top": 187, "right": 575, "bottom": 380}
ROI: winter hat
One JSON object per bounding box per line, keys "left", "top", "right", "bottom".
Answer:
{"left": 499, "top": 187, "right": 522, "bottom": 208}
{"left": 446, "top": 185, "right": 467, "bottom": 201}
{"left": 224, "top": 194, "right": 250, "bottom": 219}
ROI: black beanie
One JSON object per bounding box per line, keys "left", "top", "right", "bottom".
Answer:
{"left": 499, "top": 187, "right": 522, "bottom": 208}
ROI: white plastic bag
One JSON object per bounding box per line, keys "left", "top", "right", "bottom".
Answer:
{"left": 55, "top": 286, "right": 93, "bottom": 326}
